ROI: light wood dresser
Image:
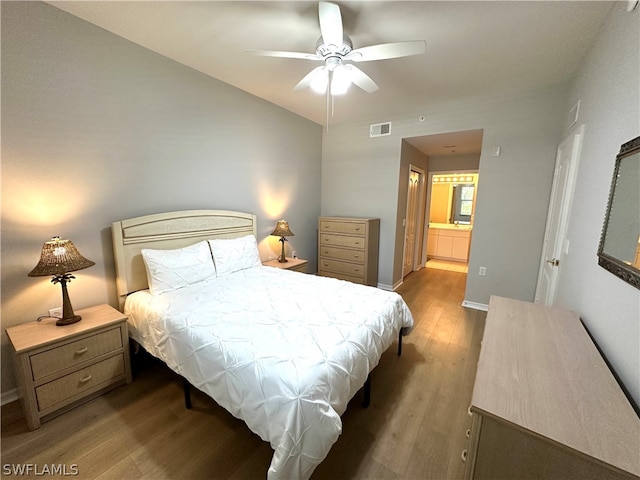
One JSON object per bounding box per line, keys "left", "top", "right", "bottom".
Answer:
{"left": 317, "top": 216, "right": 380, "bottom": 286}
{"left": 6, "top": 304, "right": 132, "bottom": 430}
{"left": 465, "top": 295, "right": 640, "bottom": 479}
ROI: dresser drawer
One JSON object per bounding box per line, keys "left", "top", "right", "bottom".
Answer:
{"left": 318, "top": 270, "right": 365, "bottom": 284}
{"left": 319, "top": 246, "right": 366, "bottom": 263}
{"left": 318, "top": 258, "right": 366, "bottom": 278}
{"left": 35, "top": 354, "right": 126, "bottom": 412}
{"left": 30, "top": 327, "right": 123, "bottom": 381}
{"left": 319, "top": 220, "right": 367, "bottom": 236}
{"left": 319, "top": 233, "right": 366, "bottom": 250}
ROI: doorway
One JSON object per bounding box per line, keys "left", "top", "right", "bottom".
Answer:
{"left": 425, "top": 171, "right": 478, "bottom": 273}
{"left": 399, "top": 129, "right": 484, "bottom": 287}
{"left": 403, "top": 165, "right": 426, "bottom": 278}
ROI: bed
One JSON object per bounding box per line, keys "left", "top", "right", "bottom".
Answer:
{"left": 111, "top": 209, "right": 414, "bottom": 479}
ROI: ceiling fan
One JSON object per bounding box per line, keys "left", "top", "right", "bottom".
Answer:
{"left": 246, "top": 1, "right": 426, "bottom": 96}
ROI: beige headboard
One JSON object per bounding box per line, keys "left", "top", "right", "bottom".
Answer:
{"left": 112, "top": 209, "right": 257, "bottom": 308}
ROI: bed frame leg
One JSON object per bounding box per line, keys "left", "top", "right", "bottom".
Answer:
{"left": 183, "top": 378, "right": 192, "bottom": 409}
{"left": 398, "top": 331, "right": 403, "bottom": 356}
{"left": 362, "top": 376, "right": 371, "bottom": 408}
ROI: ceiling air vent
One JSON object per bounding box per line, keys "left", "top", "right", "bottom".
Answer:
{"left": 370, "top": 122, "right": 391, "bottom": 138}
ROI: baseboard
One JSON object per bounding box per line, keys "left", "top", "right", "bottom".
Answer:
{"left": 377, "top": 282, "right": 395, "bottom": 291}
{"left": 462, "top": 300, "right": 489, "bottom": 311}
{"left": 1, "top": 388, "right": 19, "bottom": 406}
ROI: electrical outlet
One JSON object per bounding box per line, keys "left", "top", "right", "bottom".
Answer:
{"left": 479, "top": 267, "right": 487, "bottom": 276}
{"left": 49, "top": 307, "right": 62, "bottom": 318}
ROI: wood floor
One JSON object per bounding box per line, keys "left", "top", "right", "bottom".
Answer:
{"left": 1, "top": 267, "right": 486, "bottom": 479}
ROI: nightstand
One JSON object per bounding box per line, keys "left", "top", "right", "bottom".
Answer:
{"left": 263, "top": 257, "right": 308, "bottom": 273}
{"left": 6, "top": 304, "right": 132, "bottom": 430}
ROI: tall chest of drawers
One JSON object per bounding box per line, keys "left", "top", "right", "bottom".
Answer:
{"left": 317, "top": 216, "right": 380, "bottom": 286}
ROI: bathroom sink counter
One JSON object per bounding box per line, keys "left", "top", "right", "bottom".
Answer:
{"left": 427, "top": 224, "right": 472, "bottom": 261}
{"left": 428, "top": 222, "right": 473, "bottom": 231}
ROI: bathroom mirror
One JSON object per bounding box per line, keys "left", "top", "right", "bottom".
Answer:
{"left": 597, "top": 135, "right": 640, "bottom": 289}
{"left": 429, "top": 173, "right": 478, "bottom": 225}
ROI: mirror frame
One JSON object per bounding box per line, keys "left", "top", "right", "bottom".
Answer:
{"left": 597, "top": 135, "right": 640, "bottom": 289}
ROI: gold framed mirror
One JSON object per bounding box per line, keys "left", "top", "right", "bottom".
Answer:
{"left": 597, "top": 135, "right": 640, "bottom": 289}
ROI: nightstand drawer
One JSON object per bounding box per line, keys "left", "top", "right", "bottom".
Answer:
{"left": 319, "top": 220, "right": 366, "bottom": 236}
{"left": 319, "top": 258, "right": 366, "bottom": 278}
{"left": 35, "top": 354, "right": 126, "bottom": 412}
{"left": 288, "top": 263, "right": 307, "bottom": 273}
{"left": 30, "top": 327, "right": 123, "bottom": 381}
{"left": 319, "top": 246, "right": 366, "bottom": 264}
{"left": 320, "top": 233, "right": 365, "bottom": 249}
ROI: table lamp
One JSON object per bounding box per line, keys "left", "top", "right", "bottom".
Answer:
{"left": 28, "top": 236, "right": 95, "bottom": 326}
{"left": 270, "top": 220, "right": 294, "bottom": 263}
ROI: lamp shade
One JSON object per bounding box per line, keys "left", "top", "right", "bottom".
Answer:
{"left": 271, "top": 220, "right": 294, "bottom": 238}
{"left": 28, "top": 237, "right": 95, "bottom": 277}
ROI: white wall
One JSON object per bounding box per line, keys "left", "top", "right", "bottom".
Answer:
{"left": 428, "top": 153, "right": 481, "bottom": 173}
{"left": 322, "top": 85, "right": 566, "bottom": 295}
{"left": 1, "top": 2, "right": 322, "bottom": 394}
{"left": 554, "top": 2, "right": 640, "bottom": 407}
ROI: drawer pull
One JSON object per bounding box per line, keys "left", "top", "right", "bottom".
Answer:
{"left": 467, "top": 406, "right": 472, "bottom": 417}
{"left": 461, "top": 450, "right": 468, "bottom": 462}
{"left": 75, "top": 347, "right": 88, "bottom": 355}
{"left": 466, "top": 429, "right": 470, "bottom": 438}
{"left": 79, "top": 375, "right": 92, "bottom": 384}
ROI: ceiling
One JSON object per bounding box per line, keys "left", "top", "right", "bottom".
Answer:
{"left": 49, "top": 1, "right": 613, "bottom": 154}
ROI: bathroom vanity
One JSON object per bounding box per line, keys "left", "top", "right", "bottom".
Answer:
{"left": 427, "top": 223, "right": 472, "bottom": 262}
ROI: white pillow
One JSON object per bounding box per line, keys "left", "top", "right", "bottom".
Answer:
{"left": 141, "top": 241, "right": 216, "bottom": 295}
{"left": 208, "top": 235, "right": 261, "bottom": 276}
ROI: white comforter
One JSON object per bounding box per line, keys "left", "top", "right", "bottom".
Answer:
{"left": 125, "top": 266, "right": 413, "bottom": 479}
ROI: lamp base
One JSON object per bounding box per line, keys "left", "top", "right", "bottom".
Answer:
{"left": 56, "top": 315, "right": 81, "bottom": 326}
{"left": 278, "top": 237, "right": 288, "bottom": 263}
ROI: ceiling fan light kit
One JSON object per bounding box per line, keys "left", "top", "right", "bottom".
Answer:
{"left": 247, "top": 1, "right": 426, "bottom": 98}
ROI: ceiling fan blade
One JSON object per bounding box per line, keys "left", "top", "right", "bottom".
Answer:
{"left": 294, "top": 66, "right": 325, "bottom": 91}
{"left": 319, "top": 1, "right": 343, "bottom": 47}
{"left": 245, "top": 49, "right": 321, "bottom": 61}
{"left": 347, "top": 40, "right": 426, "bottom": 62}
{"left": 345, "top": 65, "right": 379, "bottom": 93}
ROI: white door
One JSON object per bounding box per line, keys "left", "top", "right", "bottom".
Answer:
{"left": 403, "top": 168, "right": 423, "bottom": 277}
{"left": 535, "top": 125, "right": 584, "bottom": 305}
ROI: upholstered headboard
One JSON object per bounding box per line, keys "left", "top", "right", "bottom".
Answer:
{"left": 112, "top": 209, "right": 257, "bottom": 308}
